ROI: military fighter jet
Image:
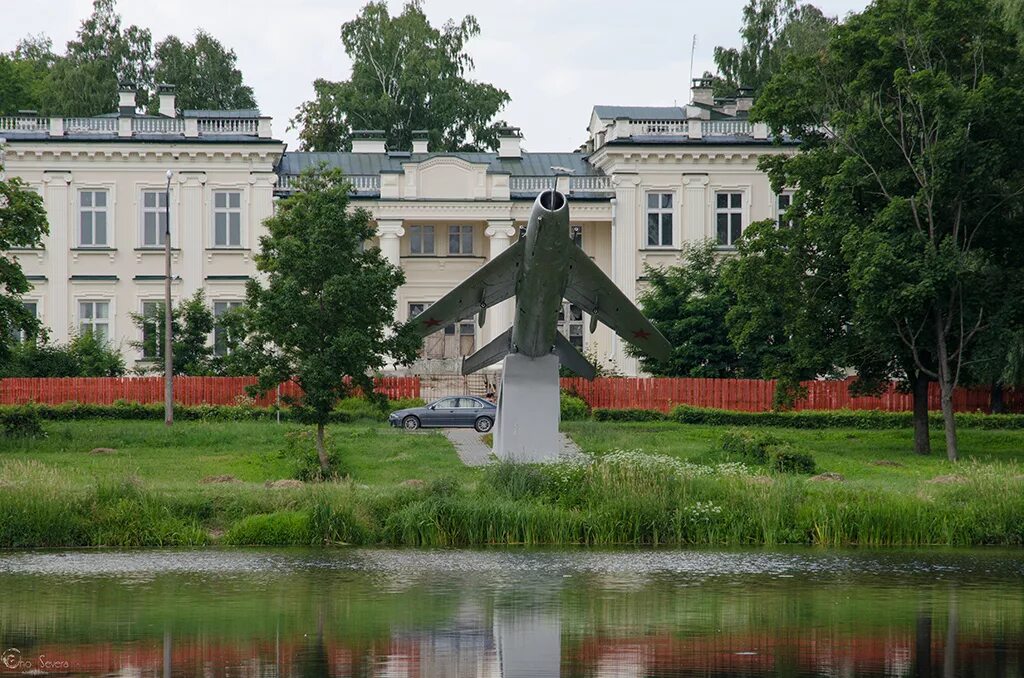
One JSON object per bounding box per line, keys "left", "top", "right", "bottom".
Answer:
{"left": 407, "top": 189, "right": 672, "bottom": 379}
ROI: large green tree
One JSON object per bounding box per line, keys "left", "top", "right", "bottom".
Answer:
{"left": 0, "top": 157, "right": 49, "bottom": 366}
{"left": 129, "top": 290, "right": 216, "bottom": 375}
{"left": 753, "top": 0, "right": 1024, "bottom": 460}
{"left": 150, "top": 32, "right": 256, "bottom": 113}
{"left": 243, "top": 169, "right": 418, "bottom": 474}
{"left": 712, "top": 0, "right": 834, "bottom": 98}
{"left": 291, "top": 1, "right": 509, "bottom": 152}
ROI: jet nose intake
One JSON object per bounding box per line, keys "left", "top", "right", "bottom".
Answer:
{"left": 538, "top": 190, "right": 566, "bottom": 212}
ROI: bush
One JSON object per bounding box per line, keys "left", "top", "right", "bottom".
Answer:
{"left": 670, "top": 405, "right": 1024, "bottom": 430}
{"left": 593, "top": 408, "right": 669, "bottom": 422}
{"left": 560, "top": 392, "right": 590, "bottom": 421}
{"left": 720, "top": 429, "right": 782, "bottom": 464}
{"left": 768, "top": 444, "right": 817, "bottom": 474}
{"left": 0, "top": 405, "right": 46, "bottom": 438}
{"left": 1, "top": 333, "right": 126, "bottom": 377}
{"left": 223, "top": 511, "right": 314, "bottom": 546}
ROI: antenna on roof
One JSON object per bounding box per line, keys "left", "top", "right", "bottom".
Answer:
{"left": 688, "top": 34, "right": 697, "bottom": 102}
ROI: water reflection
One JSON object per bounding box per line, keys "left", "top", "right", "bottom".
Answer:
{"left": 0, "top": 548, "right": 1020, "bottom": 677}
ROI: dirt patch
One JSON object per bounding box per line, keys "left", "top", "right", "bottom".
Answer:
{"left": 89, "top": 447, "right": 117, "bottom": 455}
{"left": 265, "top": 479, "right": 304, "bottom": 489}
{"left": 401, "top": 479, "right": 426, "bottom": 488}
{"left": 927, "top": 474, "right": 966, "bottom": 485}
{"left": 810, "top": 472, "right": 845, "bottom": 482}
{"left": 871, "top": 460, "right": 904, "bottom": 467}
{"left": 207, "top": 528, "right": 225, "bottom": 540}
{"left": 201, "top": 475, "right": 239, "bottom": 484}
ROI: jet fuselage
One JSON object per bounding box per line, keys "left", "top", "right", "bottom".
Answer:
{"left": 512, "top": 190, "right": 572, "bottom": 357}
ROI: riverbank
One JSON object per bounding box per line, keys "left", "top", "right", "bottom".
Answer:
{"left": 0, "top": 420, "right": 1021, "bottom": 548}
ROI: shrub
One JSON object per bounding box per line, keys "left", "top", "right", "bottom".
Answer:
{"left": 768, "top": 444, "right": 817, "bottom": 474}
{"left": 671, "top": 405, "right": 1024, "bottom": 430}
{"left": 0, "top": 405, "right": 46, "bottom": 438}
{"left": 560, "top": 392, "right": 590, "bottom": 421}
{"left": 223, "top": 511, "right": 313, "bottom": 546}
{"left": 593, "top": 408, "right": 669, "bottom": 422}
{"left": 720, "top": 429, "right": 782, "bottom": 464}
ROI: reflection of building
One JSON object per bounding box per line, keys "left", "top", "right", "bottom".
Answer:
{"left": 2, "top": 79, "right": 794, "bottom": 374}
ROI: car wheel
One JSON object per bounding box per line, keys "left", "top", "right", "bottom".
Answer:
{"left": 474, "top": 416, "right": 493, "bottom": 433}
{"left": 403, "top": 416, "right": 421, "bottom": 431}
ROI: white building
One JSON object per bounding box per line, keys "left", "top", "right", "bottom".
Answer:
{"left": 1, "top": 79, "right": 795, "bottom": 374}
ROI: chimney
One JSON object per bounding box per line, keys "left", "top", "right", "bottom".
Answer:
{"left": 736, "top": 87, "right": 754, "bottom": 113}
{"left": 412, "top": 129, "right": 429, "bottom": 154}
{"left": 118, "top": 81, "right": 137, "bottom": 116}
{"left": 157, "top": 83, "right": 177, "bottom": 118}
{"left": 691, "top": 77, "right": 715, "bottom": 107}
{"left": 497, "top": 125, "right": 522, "bottom": 159}
{"left": 351, "top": 130, "right": 386, "bottom": 153}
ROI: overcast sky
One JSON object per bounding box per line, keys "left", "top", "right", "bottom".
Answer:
{"left": 4, "top": 0, "right": 869, "bottom": 152}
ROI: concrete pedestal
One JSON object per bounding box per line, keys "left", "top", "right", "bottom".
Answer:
{"left": 493, "top": 353, "right": 561, "bottom": 462}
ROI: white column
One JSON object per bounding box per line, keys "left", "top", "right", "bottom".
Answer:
{"left": 682, "top": 174, "right": 709, "bottom": 243}
{"left": 43, "top": 172, "right": 72, "bottom": 342}
{"left": 485, "top": 219, "right": 516, "bottom": 342}
{"left": 376, "top": 219, "right": 404, "bottom": 268}
{"left": 180, "top": 175, "right": 205, "bottom": 297}
{"left": 611, "top": 174, "right": 641, "bottom": 375}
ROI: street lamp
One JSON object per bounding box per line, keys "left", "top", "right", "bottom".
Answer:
{"left": 164, "top": 169, "right": 174, "bottom": 426}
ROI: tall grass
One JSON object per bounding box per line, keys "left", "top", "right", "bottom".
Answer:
{"left": 1, "top": 454, "right": 1021, "bottom": 548}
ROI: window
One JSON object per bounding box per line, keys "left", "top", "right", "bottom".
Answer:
{"left": 409, "top": 225, "right": 435, "bottom": 255}
{"left": 213, "top": 300, "right": 244, "bottom": 356}
{"left": 646, "top": 193, "right": 673, "bottom": 247}
{"left": 79, "top": 301, "right": 110, "bottom": 341}
{"left": 79, "top": 190, "right": 109, "bottom": 247}
{"left": 448, "top": 225, "right": 473, "bottom": 255}
{"left": 558, "top": 301, "right": 584, "bottom": 349}
{"left": 11, "top": 301, "right": 37, "bottom": 342}
{"left": 715, "top": 192, "right": 744, "bottom": 247}
{"left": 571, "top": 225, "right": 583, "bottom": 248}
{"left": 213, "top": 191, "right": 242, "bottom": 247}
{"left": 777, "top": 192, "right": 794, "bottom": 228}
{"left": 141, "top": 191, "right": 168, "bottom": 247}
{"left": 411, "top": 302, "right": 475, "bottom": 358}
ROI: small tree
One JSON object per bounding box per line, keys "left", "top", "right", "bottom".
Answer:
{"left": 244, "top": 168, "right": 418, "bottom": 474}
{"left": 1, "top": 155, "right": 49, "bottom": 364}
{"left": 2, "top": 332, "right": 125, "bottom": 377}
{"left": 129, "top": 290, "right": 215, "bottom": 375}
{"left": 634, "top": 241, "right": 763, "bottom": 378}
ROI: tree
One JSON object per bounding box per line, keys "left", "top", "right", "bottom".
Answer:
{"left": 150, "top": 32, "right": 256, "bottom": 113}
{"left": 0, "top": 157, "right": 48, "bottom": 366}
{"left": 634, "top": 241, "right": 762, "bottom": 377}
{"left": 712, "top": 0, "right": 834, "bottom": 98}
{"left": 244, "top": 168, "right": 418, "bottom": 474}
{"left": 753, "top": 0, "right": 1024, "bottom": 460}
{"left": 291, "top": 1, "right": 509, "bottom": 152}
{"left": 130, "top": 290, "right": 215, "bottom": 375}
{"left": 0, "top": 36, "right": 56, "bottom": 115}
{"left": 42, "top": 0, "right": 154, "bottom": 115}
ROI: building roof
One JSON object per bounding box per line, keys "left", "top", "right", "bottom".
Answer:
{"left": 277, "top": 151, "right": 601, "bottom": 177}
{"left": 592, "top": 105, "right": 686, "bottom": 121}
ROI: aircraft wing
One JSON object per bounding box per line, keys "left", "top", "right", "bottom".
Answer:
{"left": 563, "top": 247, "right": 673, "bottom": 361}
{"left": 408, "top": 239, "right": 524, "bottom": 337}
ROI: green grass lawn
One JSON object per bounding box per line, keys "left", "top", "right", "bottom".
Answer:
{"left": 0, "top": 420, "right": 474, "bottom": 492}
{"left": 564, "top": 421, "right": 1024, "bottom": 490}
{"left": 1, "top": 418, "right": 1022, "bottom": 548}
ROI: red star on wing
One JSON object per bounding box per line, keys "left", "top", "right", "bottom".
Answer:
{"left": 422, "top": 317, "right": 442, "bottom": 328}
{"left": 632, "top": 329, "right": 651, "bottom": 340}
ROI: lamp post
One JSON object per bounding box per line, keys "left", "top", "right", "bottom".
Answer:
{"left": 164, "top": 169, "right": 174, "bottom": 426}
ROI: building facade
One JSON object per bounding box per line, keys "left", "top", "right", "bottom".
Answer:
{"left": 1, "top": 79, "right": 794, "bottom": 375}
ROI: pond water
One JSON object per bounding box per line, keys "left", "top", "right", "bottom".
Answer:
{"left": 0, "top": 548, "right": 1020, "bottom": 677}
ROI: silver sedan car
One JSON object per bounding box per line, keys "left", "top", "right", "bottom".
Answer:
{"left": 389, "top": 396, "right": 496, "bottom": 432}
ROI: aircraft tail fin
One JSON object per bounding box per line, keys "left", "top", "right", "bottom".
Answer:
{"left": 462, "top": 327, "right": 513, "bottom": 375}
{"left": 553, "top": 333, "right": 597, "bottom": 380}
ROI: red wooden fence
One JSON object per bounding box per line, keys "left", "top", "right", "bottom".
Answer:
{"left": 0, "top": 376, "right": 421, "bottom": 407}
{"left": 0, "top": 375, "right": 1019, "bottom": 413}
{"left": 560, "top": 376, "right": 1024, "bottom": 414}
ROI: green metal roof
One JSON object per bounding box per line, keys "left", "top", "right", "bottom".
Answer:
{"left": 278, "top": 151, "right": 601, "bottom": 177}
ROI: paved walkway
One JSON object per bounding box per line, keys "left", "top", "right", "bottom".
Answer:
{"left": 442, "top": 429, "right": 584, "bottom": 467}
